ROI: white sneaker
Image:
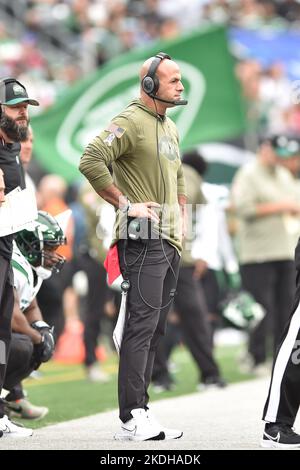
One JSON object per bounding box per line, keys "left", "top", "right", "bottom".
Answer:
{"left": 86, "top": 363, "right": 110, "bottom": 383}
{"left": 114, "top": 408, "right": 165, "bottom": 441}
{"left": 146, "top": 409, "right": 183, "bottom": 440}
{"left": 0, "top": 415, "right": 33, "bottom": 438}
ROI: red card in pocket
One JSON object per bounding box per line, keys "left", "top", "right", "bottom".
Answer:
{"left": 104, "top": 244, "right": 124, "bottom": 290}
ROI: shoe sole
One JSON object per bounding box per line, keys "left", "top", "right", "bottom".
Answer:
{"left": 114, "top": 431, "right": 165, "bottom": 441}
{"left": 1, "top": 431, "right": 33, "bottom": 438}
{"left": 164, "top": 431, "right": 183, "bottom": 440}
{"left": 261, "top": 439, "right": 300, "bottom": 449}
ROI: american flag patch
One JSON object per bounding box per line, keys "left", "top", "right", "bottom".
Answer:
{"left": 105, "top": 123, "right": 126, "bottom": 138}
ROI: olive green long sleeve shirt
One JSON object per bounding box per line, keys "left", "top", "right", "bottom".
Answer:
{"left": 231, "top": 159, "right": 299, "bottom": 263}
{"left": 79, "top": 99, "right": 186, "bottom": 252}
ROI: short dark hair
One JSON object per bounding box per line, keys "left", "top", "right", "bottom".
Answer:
{"left": 182, "top": 149, "right": 208, "bottom": 176}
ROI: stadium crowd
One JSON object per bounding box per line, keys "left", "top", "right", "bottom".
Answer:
{"left": 0, "top": 0, "right": 299, "bottom": 133}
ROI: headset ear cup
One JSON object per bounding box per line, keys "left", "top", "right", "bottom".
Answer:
{"left": 142, "top": 76, "right": 154, "bottom": 94}
{"left": 142, "top": 53, "right": 169, "bottom": 97}
{"left": 142, "top": 75, "right": 159, "bottom": 96}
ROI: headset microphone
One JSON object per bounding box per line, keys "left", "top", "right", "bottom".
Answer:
{"left": 149, "top": 94, "right": 188, "bottom": 106}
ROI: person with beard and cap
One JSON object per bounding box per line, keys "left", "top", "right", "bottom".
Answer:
{"left": 0, "top": 77, "right": 39, "bottom": 437}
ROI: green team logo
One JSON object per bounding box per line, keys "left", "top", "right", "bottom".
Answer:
{"left": 13, "top": 84, "right": 25, "bottom": 95}
{"left": 159, "top": 136, "right": 179, "bottom": 161}
{"left": 56, "top": 61, "right": 205, "bottom": 168}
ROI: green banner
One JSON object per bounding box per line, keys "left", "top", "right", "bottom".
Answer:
{"left": 31, "top": 25, "right": 245, "bottom": 183}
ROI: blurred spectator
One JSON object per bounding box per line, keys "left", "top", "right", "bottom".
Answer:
{"left": 231, "top": 135, "right": 300, "bottom": 373}
{"left": 36, "top": 174, "right": 74, "bottom": 340}
{"left": 184, "top": 151, "right": 241, "bottom": 335}
{"left": 152, "top": 156, "right": 227, "bottom": 392}
{"left": 78, "top": 181, "right": 115, "bottom": 382}
{"left": 277, "top": 0, "right": 300, "bottom": 23}
{"left": 20, "top": 125, "right": 36, "bottom": 194}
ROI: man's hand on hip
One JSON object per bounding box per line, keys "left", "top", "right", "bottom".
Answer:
{"left": 128, "top": 202, "right": 160, "bottom": 223}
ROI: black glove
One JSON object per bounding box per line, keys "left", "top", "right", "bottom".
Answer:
{"left": 31, "top": 321, "right": 55, "bottom": 364}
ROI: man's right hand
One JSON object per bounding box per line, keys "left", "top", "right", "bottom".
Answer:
{"left": 128, "top": 202, "right": 160, "bottom": 223}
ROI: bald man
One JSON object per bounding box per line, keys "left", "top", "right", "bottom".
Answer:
{"left": 80, "top": 53, "right": 187, "bottom": 441}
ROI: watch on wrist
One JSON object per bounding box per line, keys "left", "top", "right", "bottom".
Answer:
{"left": 120, "top": 197, "right": 132, "bottom": 214}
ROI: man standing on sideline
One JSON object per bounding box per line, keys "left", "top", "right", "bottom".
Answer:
{"left": 0, "top": 77, "right": 39, "bottom": 437}
{"left": 80, "top": 53, "right": 187, "bottom": 441}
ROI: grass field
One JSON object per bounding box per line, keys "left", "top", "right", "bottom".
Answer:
{"left": 19, "top": 342, "right": 254, "bottom": 429}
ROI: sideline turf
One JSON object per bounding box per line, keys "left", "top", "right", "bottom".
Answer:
{"left": 21, "top": 344, "right": 253, "bottom": 429}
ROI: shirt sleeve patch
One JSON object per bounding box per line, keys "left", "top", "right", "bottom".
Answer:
{"left": 103, "top": 133, "right": 116, "bottom": 146}
{"left": 105, "top": 123, "right": 126, "bottom": 138}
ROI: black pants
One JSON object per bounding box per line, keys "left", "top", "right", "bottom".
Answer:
{"left": 174, "top": 266, "right": 220, "bottom": 380}
{"left": 240, "top": 260, "right": 295, "bottom": 365}
{"left": 263, "top": 241, "right": 300, "bottom": 425}
{"left": 117, "top": 239, "right": 180, "bottom": 423}
{"left": 0, "top": 256, "right": 14, "bottom": 418}
{"left": 153, "top": 266, "right": 220, "bottom": 382}
{"left": 4, "top": 333, "right": 34, "bottom": 397}
{"left": 152, "top": 323, "right": 181, "bottom": 384}
{"left": 79, "top": 254, "right": 109, "bottom": 366}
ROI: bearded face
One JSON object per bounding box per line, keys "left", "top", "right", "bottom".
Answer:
{"left": 0, "top": 108, "right": 29, "bottom": 142}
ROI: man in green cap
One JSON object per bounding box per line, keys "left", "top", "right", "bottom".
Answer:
{"left": 273, "top": 135, "right": 300, "bottom": 179}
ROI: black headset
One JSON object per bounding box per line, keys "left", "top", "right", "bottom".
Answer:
{"left": 141, "top": 52, "right": 187, "bottom": 106}
{"left": 141, "top": 52, "right": 171, "bottom": 96}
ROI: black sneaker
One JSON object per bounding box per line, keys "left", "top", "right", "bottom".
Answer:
{"left": 261, "top": 423, "right": 300, "bottom": 449}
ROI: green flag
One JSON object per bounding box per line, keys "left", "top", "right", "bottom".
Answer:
{"left": 31, "top": 25, "right": 245, "bottom": 183}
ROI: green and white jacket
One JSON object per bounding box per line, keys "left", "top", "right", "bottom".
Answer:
{"left": 11, "top": 242, "right": 43, "bottom": 311}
